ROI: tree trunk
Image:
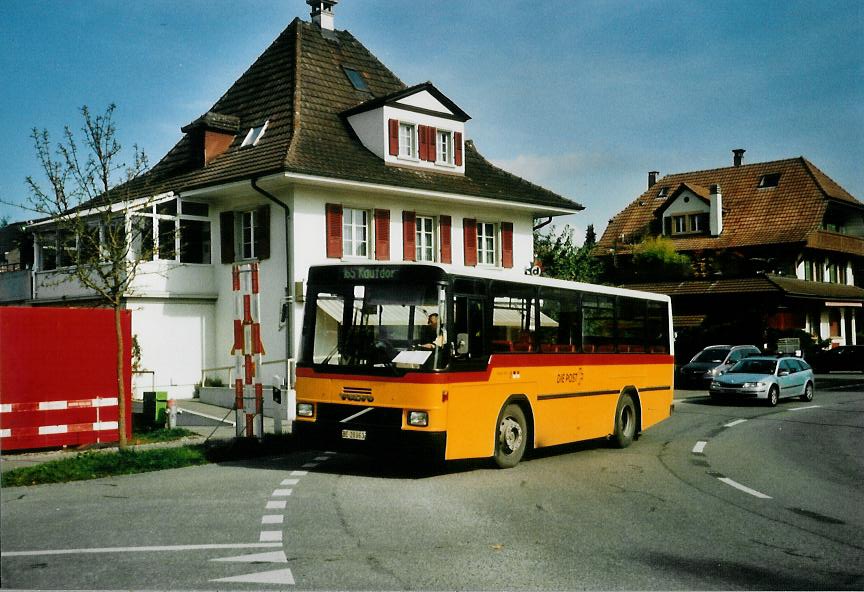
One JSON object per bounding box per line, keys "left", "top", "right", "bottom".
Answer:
{"left": 114, "top": 304, "right": 128, "bottom": 449}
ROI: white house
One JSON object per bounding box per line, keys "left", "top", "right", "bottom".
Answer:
{"left": 4, "top": 2, "right": 582, "bottom": 400}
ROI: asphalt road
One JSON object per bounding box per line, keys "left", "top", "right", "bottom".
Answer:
{"left": 2, "top": 378, "right": 862, "bottom": 590}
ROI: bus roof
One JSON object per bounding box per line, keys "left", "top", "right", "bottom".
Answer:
{"left": 306, "top": 263, "right": 671, "bottom": 304}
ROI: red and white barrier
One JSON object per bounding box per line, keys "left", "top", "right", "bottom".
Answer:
{"left": 231, "top": 263, "right": 265, "bottom": 439}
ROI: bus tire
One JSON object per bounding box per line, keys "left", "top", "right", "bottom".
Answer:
{"left": 610, "top": 394, "right": 636, "bottom": 449}
{"left": 494, "top": 403, "right": 528, "bottom": 469}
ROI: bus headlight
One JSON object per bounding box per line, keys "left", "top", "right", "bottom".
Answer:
{"left": 297, "top": 402, "right": 314, "bottom": 417}
{"left": 408, "top": 410, "right": 428, "bottom": 427}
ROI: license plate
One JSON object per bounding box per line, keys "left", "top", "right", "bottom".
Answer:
{"left": 341, "top": 429, "right": 366, "bottom": 441}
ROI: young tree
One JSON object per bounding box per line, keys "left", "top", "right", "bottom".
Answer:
{"left": 630, "top": 236, "right": 691, "bottom": 281}
{"left": 25, "top": 104, "right": 150, "bottom": 449}
{"left": 534, "top": 225, "right": 603, "bottom": 283}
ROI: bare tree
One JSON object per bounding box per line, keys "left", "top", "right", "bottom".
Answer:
{"left": 25, "top": 104, "right": 151, "bottom": 449}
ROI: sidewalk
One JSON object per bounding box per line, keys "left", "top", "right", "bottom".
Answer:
{"left": 0, "top": 400, "right": 289, "bottom": 476}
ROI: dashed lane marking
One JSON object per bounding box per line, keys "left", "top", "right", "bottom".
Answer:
{"left": 718, "top": 477, "right": 772, "bottom": 499}
{"left": 281, "top": 478, "right": 300, "bottom": 485}
{"left": 290, "top": 470, "right": 308, "bottom": 476}
{"left": 266, "top": 500, "right": 288, "bottom": 510}
{"left": 272, "top": 488, "right": 293, "bottom": 497}
{"left": 789, "top": 405, "right": 821, "bottom": 411}
{"left": 724, "top": 419, "right": 747, "bottom": 427}
{"left": 259, "top": 531, "right": 283, "bottom": 542}
{"left": 692, "top": 441, "right": 707, "bottom": 454}
{"left": 261, "top": 515, "right": 284, "bottom": 524}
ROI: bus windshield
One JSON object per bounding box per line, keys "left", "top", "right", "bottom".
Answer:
{"left": 304, "top": 280, "right": 448, "bottom": 372}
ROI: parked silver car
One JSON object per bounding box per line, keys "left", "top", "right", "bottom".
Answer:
{"left": 708, "top": 356, "right": 815, "bottom": 406}
{"left": 679, "top": 344, "right": 762, "bottom": 388}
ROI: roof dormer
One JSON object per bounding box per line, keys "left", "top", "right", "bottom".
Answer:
{"left": 342, "top": 82, "right": 471, "bottom": 175}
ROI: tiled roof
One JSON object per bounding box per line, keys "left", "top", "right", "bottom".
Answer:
{"left": 119, "top": 19, "right": 580, "bottom": 213}
{"left": 622, "top": 275, "right": 864, "bottom": 302}
{"left": 597, "top": 157, "right": 861, "bottom": 252}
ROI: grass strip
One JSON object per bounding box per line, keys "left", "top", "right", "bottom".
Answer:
{"left": 1, "top": 435, "right": 293, "bottom": 487}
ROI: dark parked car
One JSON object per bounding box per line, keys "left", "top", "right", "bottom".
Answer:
{"left": 806, "top": 345, "right": 864, "bottom": 373}
{"left": 678, "top": 344, "right": 762, "bottom": 388}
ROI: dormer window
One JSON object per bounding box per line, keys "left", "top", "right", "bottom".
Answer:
{"left": 241, "top": 121, "right": 268, "bottom": 147}
{"left": 398, "top": 122, "right": 416, "bottom": 159}
{"left": 657, "top": 187, "right": 669, "bottom": 198}
{"left": 758, "top": 172, "right": 781, "bottom": 188}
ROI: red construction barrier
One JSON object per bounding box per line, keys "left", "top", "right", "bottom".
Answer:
{"left": 0, "top": 307, "right": 132, "bottom": 451}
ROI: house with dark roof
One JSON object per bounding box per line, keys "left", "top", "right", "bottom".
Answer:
{"left": 596, "top": 149, "right": 864, "bottom": 352}
{"left": 1, "top": 2, "right": 580, "bottom": 399}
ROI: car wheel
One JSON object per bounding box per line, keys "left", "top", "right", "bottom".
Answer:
{"left": 767, "top": 385, "right": 779, "bottom": 407}
{"left": 610, "top": 394, "right": 637, "bottom": 448}
{"left": 800, "top": 382, "right": 814, "bottom": 402}
{"left": 494, "top": 403, "right": 528, "bottom": 469}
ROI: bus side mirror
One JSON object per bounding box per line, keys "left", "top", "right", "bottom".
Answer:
{"left": 455, "top": 333, "right": 469, "bottom": 356}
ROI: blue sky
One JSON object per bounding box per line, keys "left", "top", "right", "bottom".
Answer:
{"left": 1, "top": 0, "right": 861, "bottom": 244}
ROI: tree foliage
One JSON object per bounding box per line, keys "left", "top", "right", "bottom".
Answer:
{"left": 533, "top": 224, "right": 602, "bottom": 283}
{"left": 25, "top": 104, "right": 150, "bottom": 449}
{"left": 629, "top": 236, "right": 691, "bottom": 281}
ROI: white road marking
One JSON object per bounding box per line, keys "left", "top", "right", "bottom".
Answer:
{"left": 789, "top": 405, "right": 821, "bottom": 411}
{"left": 211, "top": 567, "right": 295, "bottom": 585}
{"left": 259, "top": 531, "right": 283, "bottom": 542}
{"left": 210, "top": 550, "right": 287, "bottom": 563}
{"left": 692, "top": 441, "right": 707, "bottom": 454}
{"left": 290, "top": 470, "right": 308, "bottom": 476}
{"left": 281, "top": 478, "right": 299, "bottom": 486}
{"left": 266, "top": 500, "right": 287, "bottom": 510}
{"left": 2, "top": 543, "right": 282, "bottom": 557}
{"left": 313, "top": 456, "right": 331, "bottom": 461}
{"left": 302, "top": 462, "right": 319, "bottom": 468}
{"left": 272, "top": 489, "right": 293, "bottom": 497}
{"left": 718, "top": 477, "right": 772, "bottom": 499}
{"left": 261, "top": 515, "right": 284, "bottom": 524}
{"left": 724, "top": 419, "right": 747, "bottom": 427}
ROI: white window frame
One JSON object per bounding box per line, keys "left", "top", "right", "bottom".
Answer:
{"left": 241, "top": 120, "right": 269, "bottom": 147}
{"left": 415, "top": 215, "right": 436, "bottom": 262}
{"left": 240, "top": 210, "right": 256, "bottom": 260}
{"left": 342, "top": 207, "right": 370, "bottom": 259}
{"left": 436, "top": 130, "right": 453, "bottom": 165}
{"left": 477, "top": 221, "right": 497, "bottom": 266}
{"left": 398, "top": 122, "right": 416, "bottom": 159}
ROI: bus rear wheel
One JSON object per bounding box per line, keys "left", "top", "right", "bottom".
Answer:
{"left": 494, "top": 403, "right": 528, "bottom": 469}
{"left": 610, "top": 394, "right": 636, "bottom": 449}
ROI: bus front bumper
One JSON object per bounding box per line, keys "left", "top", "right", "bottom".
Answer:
{"left": 292, "top": 419, "right": 446, "bottom": 458}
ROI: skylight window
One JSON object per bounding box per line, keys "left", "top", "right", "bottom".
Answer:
{"left": 342, "top": 67, "right": 370, "bottom": 92}
{"left": 656, "top": 187, "right": 669, "bottom": 198}
{"left": 241, "top": 120, "right": 268, "bottom": 147}
{"left": 758, "top": 172, "right": 781, "bottom": 188}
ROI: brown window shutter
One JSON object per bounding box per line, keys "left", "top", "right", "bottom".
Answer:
{"left": 439, "top": 215, "right": 452, "bottom": 264}
{"left": 388, "top": 119, "right": 399, "bottom": 156}
{"left": 402, "top": 211, "right": 416, "bottom": 261}
{"left": 325, "top": 203, "right": 343, "bottom": 259}
{"left": 454, "top": 132, "right": 463, "bottom": 166}
{"left": 374, "top": 209, "right": 390, "bottom": 261}
{"left": 501, "top": 221, "right": 514, "bottom": 268}
{"left": 463, "top": 218, "right": 477, "bottom": 266}
{"left": 220, "top": 211, "right": 235, "bottom": 264}
{"left": 428, "top": 127, "right": 437, "bottom": 162}
{"left": 254, "top": 205, "right": 271, "bottom": 260}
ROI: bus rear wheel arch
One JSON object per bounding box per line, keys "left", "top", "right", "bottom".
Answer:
{"left": 493, "top": 399, "right": 532, "bottom": 469}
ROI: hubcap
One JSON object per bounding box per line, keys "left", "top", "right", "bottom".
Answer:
{"left": 499, "top": 416, "right": 523, "bottom": 455}
{"left": 621, "top": 406, "right": 633, "bottom": 436}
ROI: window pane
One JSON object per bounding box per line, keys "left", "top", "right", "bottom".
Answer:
{"left": 180, "top": 219, "right": 211, "bottom": 264}
{"left": 156, "top": 199, "right": 177, "bottom": 216}
{"left": 582, "top": 294, "right": 615, "bottom": 351}
{"left": 133, "top": 216, "right": 154, "bottom": 261}
{"left": 40, "top": 233, "right": 57, "bottom": 270}
{"left": 158, "top": 219, "right": 177, "bottom": 260}
{"left": 181, "top": 201, "right": 209, "bottom": 217}
{"left": 242, "top": 211, "right": 254, "bottom": 259}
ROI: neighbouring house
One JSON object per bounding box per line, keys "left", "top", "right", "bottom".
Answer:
{"left": 0, "top": 2, "right": 581, "bottom": 399}
{"left": 596, "top": 149, "right": 864, "bottom": 353}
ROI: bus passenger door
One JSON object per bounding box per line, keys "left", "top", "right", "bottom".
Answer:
{"left": 453, "top": 296, "right": 485, "bottom": 361}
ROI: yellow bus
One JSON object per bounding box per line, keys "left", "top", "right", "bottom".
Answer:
{"left": 294, "top": 263, "right": 674, "bottom": 468}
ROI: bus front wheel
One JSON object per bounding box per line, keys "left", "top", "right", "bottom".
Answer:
{"left": 610, "top": 394, "right": 636, "bottom": 449}
{"left": 494, "top": 403, "right": 528, "bottom": 468}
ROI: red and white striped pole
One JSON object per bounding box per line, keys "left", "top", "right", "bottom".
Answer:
{"left": 231, "top": 262, "right": 266, "bottom": 440}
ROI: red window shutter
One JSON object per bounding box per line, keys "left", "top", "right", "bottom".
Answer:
{"left": 417, "top": 126, "right": 428, "bottom": 162}
{"left": 402, "top": 211, "right": 416, "bottom": 261}
{"left": 501, "top": 221, "right": 514, "bottom": 268}
{"left": 374, "top": 209, "right": 390, "bottom": 261}
{"left": 325, "top": 203, "right": 343, "bottom": 259}
{"left": 454, "top": 132, "right": 463, "bottom": 166}
{"left": 439, "top": 215, "right": 452, "bottom": 264}
{"left": 388, "top": 119, "right": 399, "bottom": 156}
{"left": 463, "top": 218, "right": 477, "bottom": 267}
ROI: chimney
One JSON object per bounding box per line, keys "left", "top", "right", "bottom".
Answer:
{"left": 648, "top": 171, "right": 659, "bottom": 189}
{"left": 308, "top": 0, "right": 338, "bottom": 30}
{"left": 732, "top": 148, "right": 746, "bottom": 167}
{"left": 709, "top": 183, "right": 723, "bottom": 236}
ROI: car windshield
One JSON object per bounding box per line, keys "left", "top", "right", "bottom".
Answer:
{"left": 304, "top": 280, "right": 448, "bottom": 371}
{"left": 728, "top": 359, "right": 777, "bottom": 375}
{"left": 693, "top": 348, "right": 730, "bottom": 363}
